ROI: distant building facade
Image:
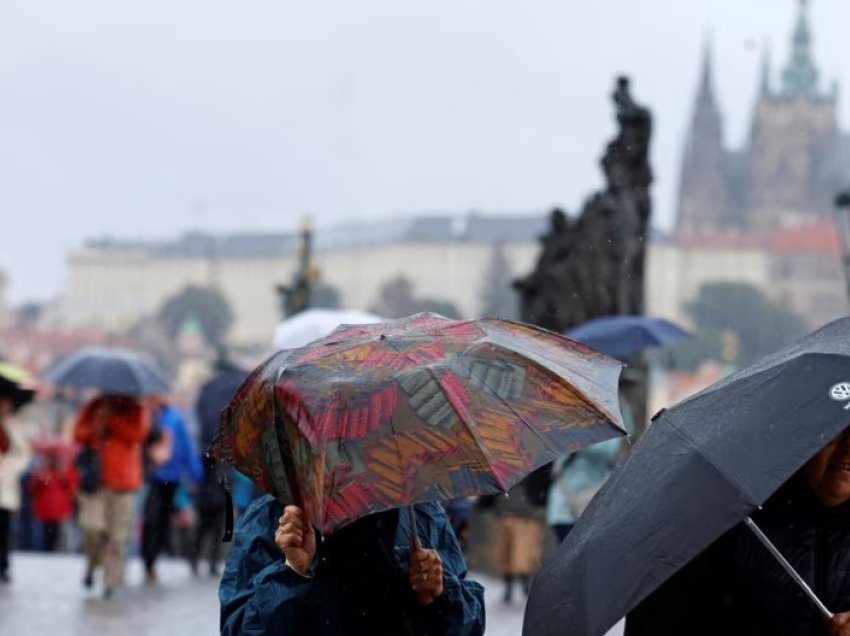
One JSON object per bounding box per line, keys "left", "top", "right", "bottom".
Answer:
{"left": 646, "top": 223, "right": 846, "bottom": 330}
{"left": 60, "top": 215, "right": 546, "bottom": 347}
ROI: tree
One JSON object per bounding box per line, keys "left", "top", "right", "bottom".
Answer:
{"left": 370, "top": 276, "right": 461, "bottom": 319}
{"left": 479, "top": 242, "right": 519, "bottom": 320}
{"left": 663, "top": 282, "right": 808, "bottom": 370}
{"left": 157, "top": 285, "right": 234, "bottom": 347}
{"left": 15, "top": 302, "right": 45, "bottom": 323}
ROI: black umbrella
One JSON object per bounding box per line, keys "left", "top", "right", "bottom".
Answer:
{"left": 524, "top": 316, "right": 850, "bottom": 636}
{"left": 41, "top": 347, "right": 170, "bottom": 397}
{"left": 196, "top": 367, "right": 247, "bottom": 450}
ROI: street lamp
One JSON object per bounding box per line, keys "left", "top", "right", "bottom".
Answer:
{"left": 834, "top": 190, "right": 850, "bottom": 303}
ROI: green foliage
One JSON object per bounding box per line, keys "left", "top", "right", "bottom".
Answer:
{"left": 157, "top": 285, "right": 234, "bottom": 346}
{"left": 479, "top": 243, "right": 519, "bottom": 320}
{"left": 663, "top": 282, "right": 808, "bottom": 370}
{"left": 370, "top": 276, "right": 461, "bottom": 319}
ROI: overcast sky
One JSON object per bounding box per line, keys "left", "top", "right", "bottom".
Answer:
{"left": 3, "top": 0, "right": 850, "bottom": 303}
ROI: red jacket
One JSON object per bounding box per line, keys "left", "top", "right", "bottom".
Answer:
{"left": 28, "top": 465, "right": 78, "bottom": 522}
{"left": 73, "top": 395, "right": 150, "bottom": 491}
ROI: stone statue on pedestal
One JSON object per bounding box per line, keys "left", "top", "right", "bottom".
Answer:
{"left": 514, "top": 76, "right": 653, "bottom": 431}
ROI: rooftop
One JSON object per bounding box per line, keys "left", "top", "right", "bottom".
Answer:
{"left": 675, "top": 221, "right": 841, "bottom": 254}
{"left": 82, "top": 213, "right": 550, "bottom": 260}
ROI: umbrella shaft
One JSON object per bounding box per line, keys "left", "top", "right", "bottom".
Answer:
{"left": 744, "top": 517, "right": 833, "bottom": 620}
{"left": 409, "top": 505, "right": 422, "bottom": 552}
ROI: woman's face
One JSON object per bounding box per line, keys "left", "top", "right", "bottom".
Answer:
{"left": 806, "top": 428, "right": 850, "bottom": 507}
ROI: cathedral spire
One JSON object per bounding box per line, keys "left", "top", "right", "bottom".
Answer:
{"left": 759, "top": 44, "right": 772, "bottom": 97}
{"left": 698, "top": 37, "right": 715, "bottom": 103}
{"left": 781, "top": 0, "right": 819, "bottom": 96}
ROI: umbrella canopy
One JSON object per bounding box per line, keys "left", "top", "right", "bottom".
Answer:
{"left": 0, "top": 361, "right": 37, "bottom": 412}
{"left": 525, "top": 316, "right": 850, "bottom": 636}
{"left": 272, "top": 308, "right": 384, "bottom": 350}
{"left": 214, "top": 312, "right": 626, "bottom": 535}
{"left": 41, "top": 347, "right": 170, "bottom": 397}
{"left": 565, "top": 315, "right": 690, "bottom": 360}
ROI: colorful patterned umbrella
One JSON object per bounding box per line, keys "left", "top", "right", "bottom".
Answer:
{"left": 213, "top": 313, "right": 626, "bottom": 535}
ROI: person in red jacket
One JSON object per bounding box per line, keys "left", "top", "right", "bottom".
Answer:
{"left": 28, "top": 454, "right": 78, "bottom": 551}
{"left": 73, "top": 394, "right": 150, "bottom": 598}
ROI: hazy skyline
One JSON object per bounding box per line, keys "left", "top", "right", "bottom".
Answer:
{"left": 3, "top": 0, "right": 850, "bottom": 304}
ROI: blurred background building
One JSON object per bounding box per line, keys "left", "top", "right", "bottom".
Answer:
{"left": 59, "top": 215, "right": 546, "bottom": 348}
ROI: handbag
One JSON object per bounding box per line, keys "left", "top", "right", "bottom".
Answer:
{"left": 75, "top": 446, "right": 101, "bottom": 494}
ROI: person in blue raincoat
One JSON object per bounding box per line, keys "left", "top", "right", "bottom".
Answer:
{"left": 546, "top": 400, "right": 631, "bottom": 542}
{"left": 220, "top": 495, "right": 485, "bottom": 635}
{"left": 546, "top": 436, "right": 622, "bottom": 541}
{"left": 141, "top": 398, "right": 203, "bottom": 583}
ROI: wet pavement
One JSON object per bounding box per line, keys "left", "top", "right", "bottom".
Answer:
{"left": 0, "top": 553, "right": 623, "bottom": 635}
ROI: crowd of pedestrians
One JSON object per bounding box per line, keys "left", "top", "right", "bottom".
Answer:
{"left": 0, "top": 364, "right": 254, "bottom": 599}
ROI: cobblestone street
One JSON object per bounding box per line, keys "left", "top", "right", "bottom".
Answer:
{"left": 0, "top": 553, "right": 622, "bottom": 635}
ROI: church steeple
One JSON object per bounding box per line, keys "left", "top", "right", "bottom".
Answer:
{"left": 691, "top": 39, "right": 722, "bottom": 144}
{"left": 759, "top": 45, "right": 772, "bottom": 97}
{"left": 781, "top": 0, "right": 819, "bottom": 97}
{"left": 676, "top": 38, "right": 732, "bottom": 233}
{"left": 697, "top": 38, "right": 716, "bottom": 106}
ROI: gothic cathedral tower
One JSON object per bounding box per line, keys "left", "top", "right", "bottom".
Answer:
{"left": 677, "top": 42, "right": 734, "bottom": 233}
{"left": 676, "top": 0, "right": 844, "bottom": 234}
{"left": 744, "top": 0, "right": 837, "bottom": 229}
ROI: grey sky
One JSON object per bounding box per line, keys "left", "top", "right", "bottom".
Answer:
{"left": 2, "top": 0, "right": 849, "bottom": 303}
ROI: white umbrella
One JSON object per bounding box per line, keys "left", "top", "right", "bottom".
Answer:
{"left": 272, "top": 308, "right": 385, "bottom": 350}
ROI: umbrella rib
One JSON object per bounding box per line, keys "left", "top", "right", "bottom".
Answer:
{"left": 424, "top": 367, "right": 510, "bottom": 492}
{"left": 487, "top": 334, "right": 624, "bottom": 429}
{"left": 456, "top": 362, "right": 566, "bottom": 485}
{"left": 487, "top": 341, "right": 627, "bottom": 437}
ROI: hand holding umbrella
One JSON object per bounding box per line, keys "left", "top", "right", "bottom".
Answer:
{"left": 409, "top": 546, "right": 444, "bottom": 605}
{"left": 275, "top": 505, "right": 316, "bottom": 576}
{"left": 276, "top": 502, "right": 446, "bottom": 606}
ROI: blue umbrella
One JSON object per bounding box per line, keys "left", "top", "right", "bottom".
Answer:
{"left": 565, "top": 315, "right": 690, "bottom": 361}
{"left": 42, "top": 347, "right": 170, "bottom": 396}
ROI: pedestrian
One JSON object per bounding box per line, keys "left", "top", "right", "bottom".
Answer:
{"left": 190, "top": 453, "right": 226, "bottom": 577}
{"left": 73, "top": 394, "right": 150, "bottom": 598}
{"left": 141, "top": 397, "right": 203, "bottom": 584}
{"left": 28, "top": 453, "right": 78, "bottom": 551}
{"left": 546, "top": 436, "right": 621, "bottom": 542}
{"left": 219, "top": 496, "right": 485, "bottom": 635}
{"left": 626, "top": 425, "right": 850, "bottom": 635}
{"left": 0, "top": 373, "right": 34, "bottom": 582}
{"left": 492, "top": 476, "right": 546, "bottom": 603}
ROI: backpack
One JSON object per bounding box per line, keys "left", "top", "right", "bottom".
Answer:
{"left": 75, "top": 446, "right": 101, "bottom": 494}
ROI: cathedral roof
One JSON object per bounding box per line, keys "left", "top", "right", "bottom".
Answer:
{"left": 675, "top": 222, "right": 840, "bottom": 255}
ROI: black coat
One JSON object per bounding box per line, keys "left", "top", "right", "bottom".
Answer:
{"left": 626, "top": 477, "right": 850, "bottom": 636}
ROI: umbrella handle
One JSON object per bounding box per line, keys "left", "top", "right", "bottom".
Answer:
{"left": 409, "top": 505, "right": 435, "bottom": 605}
{"left": 744, "top": 517, "right": 833, "bottom": 620}
{"left": 409, "top": 505, "right": 422, "bottom": 552}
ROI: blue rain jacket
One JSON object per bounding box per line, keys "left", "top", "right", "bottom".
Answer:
{"left": 149, "top": 404, "right": 203, "bottom": 485}
{"left": 220, "top": 495, "right": 485, "bottom": 635}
